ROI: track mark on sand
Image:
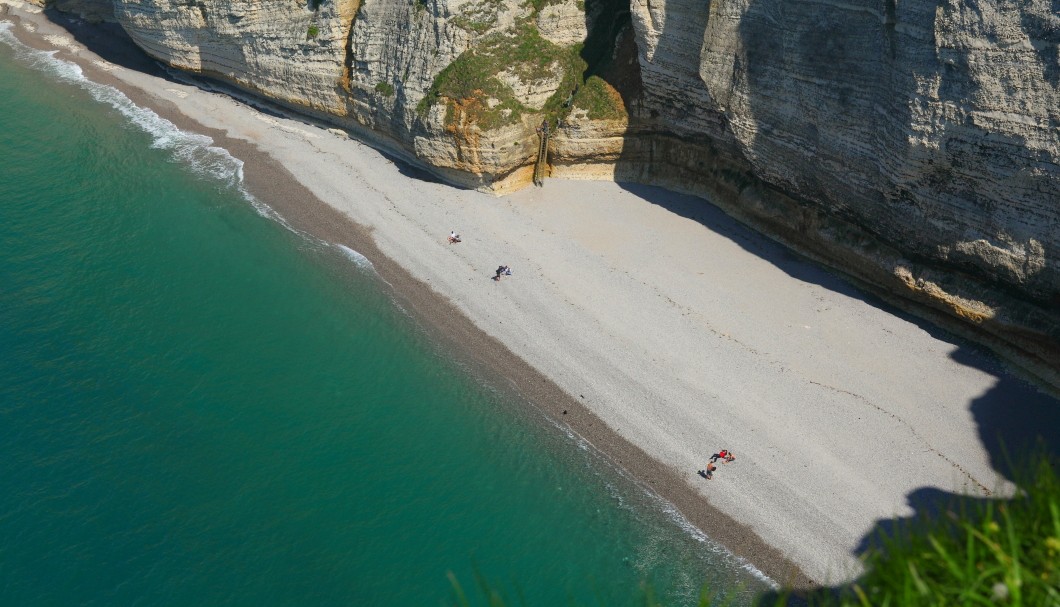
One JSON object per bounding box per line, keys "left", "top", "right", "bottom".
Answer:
{"left": 808, "top": 380, "right": 991, "bottom": 495}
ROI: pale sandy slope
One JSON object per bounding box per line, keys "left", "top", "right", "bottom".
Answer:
{"left": 150, "top": 101, "right": 1009, "bottom": 584}
{"left": 8, "top": 4, "right": 1035, "bottom": 584}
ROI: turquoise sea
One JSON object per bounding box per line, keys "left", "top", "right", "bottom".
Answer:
{"left": 0, "top": 24, "right": 770, "bottom": 605}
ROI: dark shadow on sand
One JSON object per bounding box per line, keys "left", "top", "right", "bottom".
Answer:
{"left": 615, "top": 181, "right": 1060, "bottom": 461}
{"left": 616, "top": 181, "right": 1060, "bottom": 603}
{"left": 41, "top": 9, "right": 461, "bottom": 191}
{"left": 616, "top": 181, "right": 867, "bottom": 300}
{"left": 41, "top": 9, "right": 1059, "bottom": 603}
{"left": 42, "top": 10, "right": 163, "bottom": 76}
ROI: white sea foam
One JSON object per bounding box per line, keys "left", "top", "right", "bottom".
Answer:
{"left": 544, "top": 412, "right": 779, "bottom": 589}
{"left": 627, "top": 477, "right": 777, "bottom": 587}
{"left": 0, "top": 21, "right": 283, "bottom": 224}
{"left": 656, "top": 499, "right": 779, "bottom": 589}
{"left": 335, "top": 245, "right": 376, "bottom": 272}
{"left": 2, "top": 21, "right": 778, "bottom": 590}
{"left": 618, "top": 466, "right": 778, "bottom": 588}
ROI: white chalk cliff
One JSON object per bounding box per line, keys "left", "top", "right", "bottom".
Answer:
{"left": 101, "top": 0, "right": 1060, "bottom": 382}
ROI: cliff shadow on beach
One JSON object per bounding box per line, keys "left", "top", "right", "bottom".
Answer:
{"left": 35, "top": 4, "right": 1060, "bottom": 601}
{"left": 716, "top": 4, "right": 1060, "bottom": 597}
{"left": 38, "top": 8, "right": 162, "bottom": 76}
{"left": 599, "top": 1, "right": 1060, "bottom": 597}
{"left": 613, "top": 179, "right": 1060, "bottom": 602}
{"left": 611, "top": 181, "right": 1060, "bottom": 468}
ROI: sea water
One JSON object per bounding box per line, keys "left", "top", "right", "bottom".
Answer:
{"left": 0, "top": 25, "right": 771, "bottom": 606}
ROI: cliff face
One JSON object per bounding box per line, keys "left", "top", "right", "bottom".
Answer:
{"left": 630, "top": 0, "right": 1060, "bottom": 297}
{"left": 114, "top": 0, "right": 589, "bottom": 190}
{"left": 116, "top": 0, "right": 359, "bottom": 114}
{"left": 21, "top": 0, "right": 113, "bottom": 21}
{"left": 110, "top": 0, "right": 1060, "bottom": 379}
{"left": 621, "top": 0, "right": 1059, "bottom": 375}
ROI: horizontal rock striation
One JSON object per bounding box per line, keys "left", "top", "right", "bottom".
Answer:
{"left": 622, "top": 0, "right": 1060, "bottom": 380}
{"left": 108, "top": 0, "right": 1060, "bottom": 382}
{"left": 113, "top": 0, "right": 591, "bottom": 190}
{"left": 114, "top": 0, "right": 361, "bottom": 115}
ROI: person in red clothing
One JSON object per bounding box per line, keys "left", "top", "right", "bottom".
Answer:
{"left": 710, "top": 449, "right": 735, "bottom": 464}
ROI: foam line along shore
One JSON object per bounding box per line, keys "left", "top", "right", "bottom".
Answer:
{"left": 6, "top": 0, "right": 1051, "bottom": 590}
{"left": 0, "top": 26, "right": 786, "bottom": 605}
{"left": 0, "top": 1, "right": 786, "bottom": 588}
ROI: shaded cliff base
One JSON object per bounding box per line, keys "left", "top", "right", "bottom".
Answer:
{"left": 222, "top": 120, "right": 814, "bottom": 591}
{"left": 550, "top": 125, "right": 1060, "bottom": 397}
{"left": 0, "top": 5, "right": 807, "bottom": 588}
{"left": 27, "top": 0, "right": 1060, "bottom": 395}
{"left": 7, "top": 4, "right": 1059, "bottom": 594}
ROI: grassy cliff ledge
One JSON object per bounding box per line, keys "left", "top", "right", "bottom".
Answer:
{"left": 418, "top": 21, "right": 584, "bottom": 131}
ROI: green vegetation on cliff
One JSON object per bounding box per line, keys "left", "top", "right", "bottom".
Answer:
{"left": 375, "top": 81, "right": 395, "bottom": 96}
{"left": 418, "top": 22, "right": 584, "bottom": 130}
{"left": 571, "top": 75, "right": 626, "bottom": 120}
{"left": 450, "top": 0, "right": 501, "bottom": 34}
{"left": 526, "top": 0, "right": 568, "bottom": 13}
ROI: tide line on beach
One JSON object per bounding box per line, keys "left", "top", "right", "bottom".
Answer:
{"left": 4, "top": 2, "right": 1049, "bottom": 589}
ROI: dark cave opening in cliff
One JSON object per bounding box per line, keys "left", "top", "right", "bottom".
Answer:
{"left": 580, "top": 0, "right": 643, "bottom": 108}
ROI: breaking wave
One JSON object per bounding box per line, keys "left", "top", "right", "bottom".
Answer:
{"left": 0, "top": 22, "right": 280, "bottom": 221}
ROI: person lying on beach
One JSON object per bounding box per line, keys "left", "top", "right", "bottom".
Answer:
{"left": 495, "top": 266, "right": 506, "bottom": 280}
{"left": 710, "top": 450, "right": 735, "bottom": 464}
{"left": 697, "top": 464, "right": 717, "bottom": 480}
{"left": 448, "top": 231, "right": 461, "bottom": 244}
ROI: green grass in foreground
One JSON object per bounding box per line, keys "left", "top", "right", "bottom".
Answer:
{"left": 805, "top": 452, "right": 1059, "bottom": 607}
{"left": 446, "top": 452, "right": 1060, "bottom": 606}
